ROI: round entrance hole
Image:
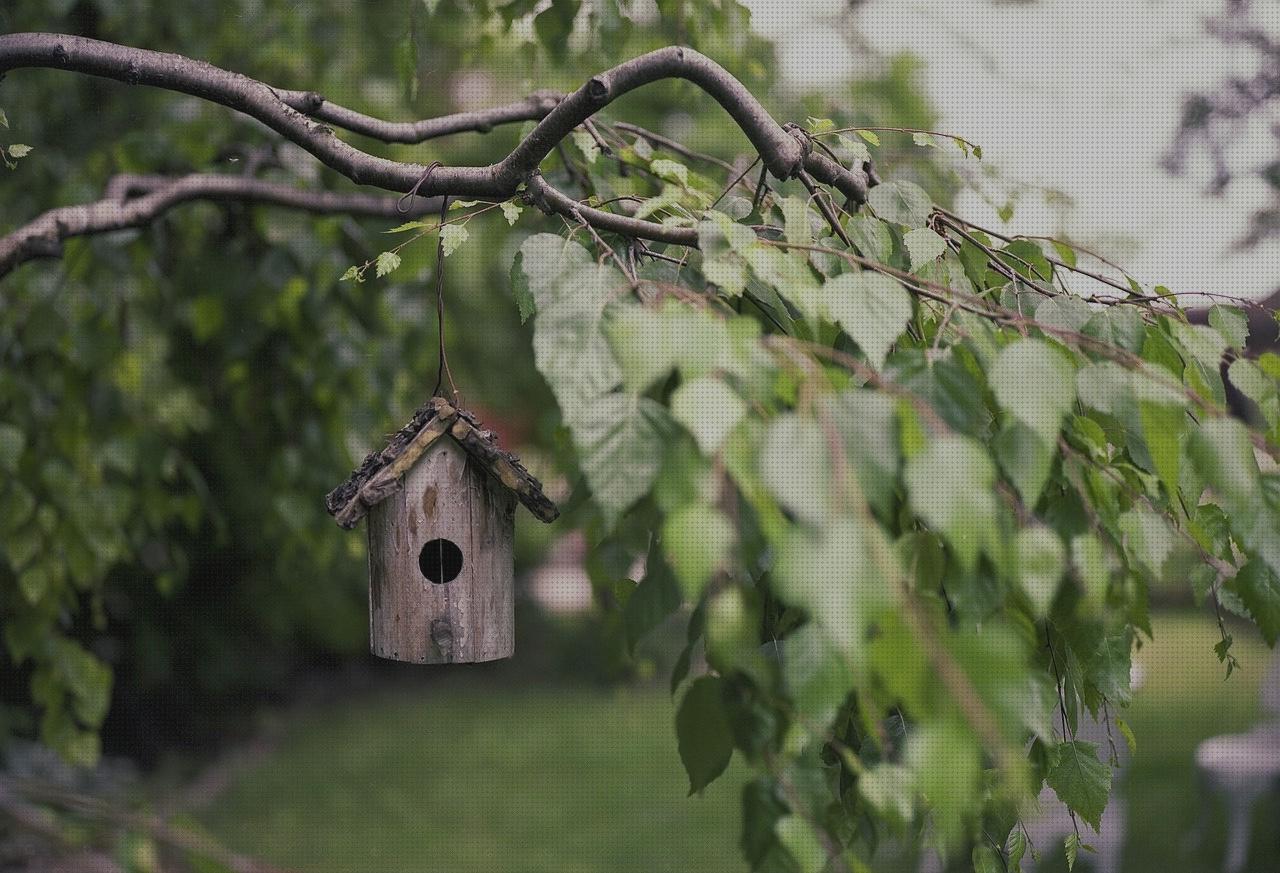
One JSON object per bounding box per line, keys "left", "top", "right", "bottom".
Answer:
{"left": 418, "top": 538, "right": 463, "bottom": 584}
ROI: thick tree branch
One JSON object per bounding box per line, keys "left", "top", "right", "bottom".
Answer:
{"left": 0, "top": 33, "right": 872, "bottom": 246}
{"left": 0, "top": 173, "right": 440, "bottom": 277}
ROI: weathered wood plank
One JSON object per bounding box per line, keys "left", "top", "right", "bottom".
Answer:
{"left": 367, "top": 438, "right": 515, "bottom": 663}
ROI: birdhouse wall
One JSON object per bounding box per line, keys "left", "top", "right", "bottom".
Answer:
{"left": 367, "top": 437, "right": 516, "bottom": 664}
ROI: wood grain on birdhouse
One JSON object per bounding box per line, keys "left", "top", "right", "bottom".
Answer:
{"left": 325, "top": 397, "right": 558, "bottom": 664}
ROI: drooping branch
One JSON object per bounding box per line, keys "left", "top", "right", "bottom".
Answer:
{"left": 526, "top": 173, "right": 698, "bottom": 246}
{"left": 0, "top": 33, "right": 872, "bottom": 246}
{"left": 0, "top": 173, "right": 441, "bottom": 277}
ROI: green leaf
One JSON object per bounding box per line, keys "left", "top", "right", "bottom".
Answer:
{"left": 1189, "top": 416, "right": 1259, "bottom": 510}
{"left": 1065, "top": 833, "right": 1080, "bottom": 871}
{"left": 912, "top": 131, "right": 939, "bottom": 149}
{"left": 998, "top": 239, "right": 1052, "bottom": 281}
{"left": 780, "top": 196, "right": 813, "bottom": 246}
{"left": 905, "top": 435, "right": 998, "bottom": 570}
{"left": 392, "top": 29, "right": 418, "bottom": 101}
{"left": 1230, "top": 559, "right": 1280, "bottom": 645}
{"left": 784, "top": 624, "right": 854, "bottom": 727}
{"left": 662, "top": 502, "right": 734, "bottom": 600}
{"left": 1086, "top": 628, "right": 1134, "bottom": 705}
{"left": 821, "top": 272, "right": 913, "bottom": 370}
{"left": 1046, "top": 740, "right": 1112, "bottom": 830}
{"left": 1115, "top": 717, "right": 1137, "bottom": 754}
{"left": 672, "top": 376, "right": 746, "bottom": 455}
{"left": 0, "top": 483, "right": 36, "bottom": 535}
{"left": 705, "top": 588, "right": 763, "bottom": 676}
{"left": 650, "top": 158, "right": 689, "bottom": 188}
{"left": 0, "top": 423, "right": 26, "bottom": 473}
{"left": 605, "top": 306, "right": 675, "bottom": 393}
{"left": 676, "top": 676, "right": 734, "bottom": 794}
{"left": 374, "top": 251, "right": 401, "bottom": 277}
{"left": 18, "top": 564, "right": 50, "bottom": 604}
{"left": 774, "top": 815, "right": 828, "bottom": 873}
{"left": 856, "top": 129, "right": 881, "bottom": 146}
{"left": 571, "top": 128, "right": 600, "bottom": 163}
{"left": 1015, "top": 526, "right": 1065, "bottom": 617}
{"left": 500, "top": 200, "right": 523, "bottom": 226}
{"left": 867, "top": 179, "right": 932, "bottom": 228}
{"left": 775, "top": 518, "right": 897, "bottom": 660}
{"left": 1138, "top": 400, "right": 1187, "bottom": 498}
{"left": 1214, "top": 634, "right": 1236, "bottom": 676}
{"left": 906, "top": 719, "right": 981, "bottom": 844}
{"left": 903, "top": 227, "right": 947, "bottom": 272}
{"left": 1051, "top": 240, "right": 1077, "bottom": 268}
{"left": 440, "top": 224, "right": 469, "bottom": 257}
{"left": 509, "top": 251, "right": 536, "bottom": 323}
{"left": 533, "top": 0, "right": 581, "bottom": 59}
{"left": 1169, "top": 321, "right": 1228, "bottom": 370}
{"left": 760, "top": 414, "right": 831, "bottom": 527}
{"left": 575, "top": 394, "right": 675, "bottom": 520}
{"left": 1209, "top": 305, "right": 1249, "bottom": 349}
{"left": 846, "top": 213, "right": 894, "bottom": 263}
{"left": 54, "top": 638, "right": 112, "bottom": 727}
{"left": 519, "top": 236, "right": 674, "bottom": 520}
{"left": 384, "top": 221, "right": 428, "bottom": 235}
{"left": 832, "top": 133, "right": 873, "bottom": 167}
{"left": 991, "top": 339, "right": 1076, "bottom": 444}
{"left": 973, "top": 845, "right": 1002, "bottom": 873}
{"left": 858, "top": 763, "right": 915, "bottom": 824}
{"left": 1083, "top": 306, "right": 1145, "bottom": 353}
{"left": 993, "top": 421, "right": 1054, "bottom": 505}
{"left": 1006, "top": 827, "right": 1028, "bottom": 873}
{"left": 819, "top": 390, "right": 901, "bottom": 518}
{"left": 7, "top": 144, "right": 32, "bottom": 159}
{"left": 624, "top": 551, "right": 682, "bottom": 652}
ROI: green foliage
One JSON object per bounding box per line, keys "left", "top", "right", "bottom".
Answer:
{"left": 507, "top": 84, "right": 1280, "bottom": 862}
{"left": 1046, "top": 741, "right": 1112, "bottom": 831}
{"left": 676, "top": 676, "right": 734, "bottom": 795}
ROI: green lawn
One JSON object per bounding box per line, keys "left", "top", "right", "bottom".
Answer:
{"left": 201, "top": 676, "right": 748, "bottom": 873}
{"left": 1116, "top": 613, "right": 1279, "bottom": 873}
{"left": 202, "top": 613, "right": 1279, "bottom": 873}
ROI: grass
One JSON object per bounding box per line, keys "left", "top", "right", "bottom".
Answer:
{"left": 1113, "top": 612, "right": 1278, "bottom": 873}
{"left": 202, "top": 613, "right": 1279, "bottom": 873}
{"left": 200, "top": 675, "right": 748, "bottom": 873}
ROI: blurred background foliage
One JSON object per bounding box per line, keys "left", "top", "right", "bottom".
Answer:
{"left": 0, "top": 0, "right": 946, "bottom": 764}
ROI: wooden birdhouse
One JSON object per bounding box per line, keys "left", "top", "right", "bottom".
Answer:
{"left": 325, "top": 397, "right": 559, "bottom": 664}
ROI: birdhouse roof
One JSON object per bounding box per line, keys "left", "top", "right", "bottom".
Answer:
{"left": 325, "top": 397, "right": 559, "bottom": 529}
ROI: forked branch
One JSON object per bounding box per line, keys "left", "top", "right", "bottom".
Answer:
{"left": 0, "top": 33, "right": 873, "bottom": 254}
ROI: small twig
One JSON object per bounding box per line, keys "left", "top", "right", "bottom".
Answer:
{"left": 817, "top": 125, "right": 982, "bottom": 155}
{"left": 612, "top": 121, "right": 736, "bottom": 172}
{"left": 796, "top": 169, "right": 852, "bottom": 246}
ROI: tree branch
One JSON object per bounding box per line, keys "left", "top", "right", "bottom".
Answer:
{"left": 0, "top": 33, "right": 872, "bottom": 246}
{"left": 277, "top": 88, "right": 565, "bottom": 143}
{"left": 0, "top": 173, "right": 441, "bottom": 278}
{"left": 525, "top": 172, "right": 698, "bottom": 246}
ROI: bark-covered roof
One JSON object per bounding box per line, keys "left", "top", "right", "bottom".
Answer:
{"left": 325, "top": 397, "right": 559, "bottom": 529}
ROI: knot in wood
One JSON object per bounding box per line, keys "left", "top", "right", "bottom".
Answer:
{"left": 586, "top": 76, "right": 610, "bottom": 104}
{"left": 782, "top": 122, "right": 814, "bottom": 178}
{"left": 430, "top": 618, "right": 455, "bottom": 651}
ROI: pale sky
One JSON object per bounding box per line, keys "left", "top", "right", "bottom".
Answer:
{"left": 743, "top": 0, "right": 1280, "bottom": 304}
